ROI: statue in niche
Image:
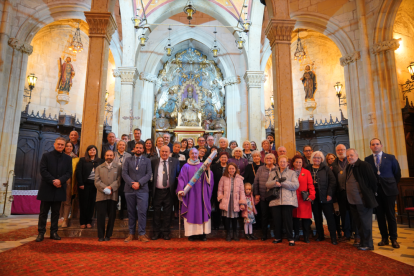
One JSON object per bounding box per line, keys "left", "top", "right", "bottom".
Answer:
{"left": 160, "top": 87, "right": 178, "bottom": 114}
{"left": 210, "top": 111, "right": 226, "bottom": 131}
{"left": 56, "top": 57, "right": 75, "bottom": 94}
{"left": 300, "top": 65, "right": 317, "bottom": 100}
{"left": 203, "top": 112, "right": 214, "bottom": 130}
{"left": 155, "top": 110, "right": 170, "bottom": 130}
{"left": 180, "top": 85, "right": 200, "bottom": 126}
{"left": 203, "top": 91, "right": 216, "bottom": 118}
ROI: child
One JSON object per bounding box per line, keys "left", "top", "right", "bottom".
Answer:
{"left": 242, "top": 183, "right": 257, "bottom": 240}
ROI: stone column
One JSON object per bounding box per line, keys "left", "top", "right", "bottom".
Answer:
{"left": 224, "top": 76, "right": 241, "bottom": 142}
{"left": 79, "top": 12, "right": 116, "bottom": 156}
{"left": 265, "top": 19, "right": 296, "bottom": 155}
{"left": 139, "top": 72, "right": 157, "bottom": 139}
{"left": 117, "top": 67, "right": 138, "bottom": 138}
{"left": 371, "top": 39, "right": 408, "bottom": 176}
{"left": 244, "top": 71, "right": 265, "bottom": 144}
{"left": 111, "top": 69, "right": 121, "bottom": 137}
{"left": 0, "top": 38, "right": 33, "bottom": 215}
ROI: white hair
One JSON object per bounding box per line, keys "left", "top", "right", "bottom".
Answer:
{"left": 310, "top": 151, "right": 325, "bottom": 164}
{"left": 251, "top": 150, "right": 261, "bottom": 157}
{"left": 232, "top": 147, "right": 243, "bottom": 156}
{"left": 346, "top": 148, "right": 358, "bottom": 155}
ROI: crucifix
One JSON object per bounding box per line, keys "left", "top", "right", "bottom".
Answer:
{"left": 122, "top": 109, "right": 140, "bottom": 139}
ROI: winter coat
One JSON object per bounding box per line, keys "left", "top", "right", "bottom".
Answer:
{"left": 253, "top": 165, "right": 278, "bottom": 201}
{"left": 306, "top": 163, "right": 337, "bottom": 203}
{"left": 217, "top": 174, "right": 247, "bottom": 212}
{"left": 266, "top": 168, "right": 299, "bottom": 207}
{"left": 292, "top": 168, "right": 316, "bottom": 218}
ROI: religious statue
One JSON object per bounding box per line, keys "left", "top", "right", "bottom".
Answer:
{"left": 155, "top": 110, "right": 170, "bottom": 130}
{"left": 203, "top": 112, "right": 214, "bottom": 130}
{"left": 160, "top": 87, "right": 178, "bottom": 114}
{"left": 203, "top": 91, "right": 216, "bottom": 118}
{"left": 301, "top": 65, "right": 317, "bottom": 100}
{"left": 56, "top": 57, "right": 75, "bottom": 94}
{"left": 210, "top": 112, "right": 226, "bottom": 130}
{"left": 180, "top": 86, "right": 200, "bottom": 126}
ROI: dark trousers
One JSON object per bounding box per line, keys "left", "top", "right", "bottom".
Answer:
{"left": 211, "top": 197, "right": 222, "bottom": 229}
{"left": 338, "top": 190, "right": 359, "bottom": 239}
{"left": 96, "top": 200, "right": 117, "bottom": 239}
{"left": 260, "top": 200, "right": 271, "bottom": 237}
{"left": 125, "top": 191, "right": 149, "bottom": 235}
{"left": 350, "top": 204, "right": 374, "bottom": 247}
{"left": 78, "top": 181, "right": 96, "bottom": 225}
{"left": 376, "top": 186, "right": 398, "bottom": 240}
{"left": 38, "top": 201, "right": 61, "bottom": 235}
{"left": 312, "top": 192, "right": 337, "bottom": 238}
{"left": 119, "top": 180, "right": 127, "bottom": 213}
{"left": 271, "top": 205, "right": 294, "bottom": 241}
{"left": 293, "top": 218, "right": 312, "bottom": 237}
{"left": 153, "top": 188, "right": 173, "bottom": 235}
{"left": 224, "top": 217, "right": 238, "bottom": 232}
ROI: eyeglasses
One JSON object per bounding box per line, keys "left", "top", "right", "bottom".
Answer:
{"left": 304, "top": 150, "right": 312, "bottom": 152}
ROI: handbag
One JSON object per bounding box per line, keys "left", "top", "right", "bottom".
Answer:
{"left": 301, "top": 191, "right": 310, "bottom": 201}
{"left": 265, "top": 187, "right": 280, "bottom": 201}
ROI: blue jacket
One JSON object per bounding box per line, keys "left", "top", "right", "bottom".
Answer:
{"left": 365, "top": 152, "right": 401, "bottom": 196}
{"left": 122, "top": 155, "right": 152, "bottom": 193}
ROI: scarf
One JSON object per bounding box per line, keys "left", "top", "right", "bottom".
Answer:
{"left": 187, "top": 158, "right": 200, "bottom": 165}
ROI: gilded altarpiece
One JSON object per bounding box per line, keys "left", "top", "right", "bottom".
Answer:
{"left": 153, "top": 47, "right": 226, "bottom": 143}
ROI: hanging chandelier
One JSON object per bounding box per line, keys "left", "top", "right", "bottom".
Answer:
{"left": 164, "top": 27, "right": 174, "bottom": 57}
{"left": 294, "top": 30, "right": 306, "bottom": 62}
{"left": 183, "top": 0, "right": 196, "bottom": 21}
{"left": 210, "top": 28, "right": 220, "bottom": 59}
{"left": 235, "top": 33, "right": 245, "bottom": 52}
{"left": 68, "top": 23, "right": 83, "bottom": 53}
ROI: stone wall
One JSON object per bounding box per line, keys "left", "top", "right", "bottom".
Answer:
{"left": 393, "top": 0, "right": 414, "bottom": 107}
{"left": 24, "top": 20, "right": 116, "bottom": 122}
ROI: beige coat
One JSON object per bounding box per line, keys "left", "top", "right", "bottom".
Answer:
{"left": 266, "top": 168, "right": 299, "bottom": 207}
{"left": 95, "top": 162, "right": 121, "bottom": 202}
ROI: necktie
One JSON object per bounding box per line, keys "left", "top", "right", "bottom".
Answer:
{"left": 163, "top": 161, "right": 168, "bottom": 187}
{"left": 376, "top": 154, "right": 380, "bottom": 170}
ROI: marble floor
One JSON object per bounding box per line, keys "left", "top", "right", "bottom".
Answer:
{"left": 0, "top": 215, "right": 413, "bottom": 266}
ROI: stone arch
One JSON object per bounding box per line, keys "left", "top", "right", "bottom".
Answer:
{"left": 373, "top": 0, "right": 403, "bottom": 43}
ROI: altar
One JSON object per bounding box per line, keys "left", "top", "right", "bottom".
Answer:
{"left": 153, "top": 47, "right": 226, "bottom": 144}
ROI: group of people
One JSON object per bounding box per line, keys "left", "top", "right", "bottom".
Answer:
{"left": 35, "top": 129, "right": 401, "bottom": 251}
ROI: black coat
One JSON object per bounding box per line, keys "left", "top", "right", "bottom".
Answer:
{"left": 211, "top": 162, "right": 227, "bottom": 200}
{"left": 306, "top": 163, "right": 337, "bottom": 203}
{"left": 127, "top": 140, "right": 145, "bottom": 154}
{"left": 244, "top": 162, "right": 263, "bottom": 184}
{"left": 151, "top": 158, "right": 180, "bottom": 199}
{"left": 37, "top": 150, "right": 72, "bottom": 202}
{"left": 346, "top": 159, "right": 378, "bottom": 208}
{"left": 76, "top": 157, "right": 104, "bottom": 187}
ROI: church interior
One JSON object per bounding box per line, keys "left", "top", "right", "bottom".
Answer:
{"left": 0, "top": 0, "right": 414, "bottom": 274}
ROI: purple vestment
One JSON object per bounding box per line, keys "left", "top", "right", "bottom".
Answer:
{"left": 177, "top": 163, "right": 214, "bottom": 224}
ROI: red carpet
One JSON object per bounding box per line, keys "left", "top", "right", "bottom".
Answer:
{"left": 0, "top": 237, "right": 413, "bottom": 275}
{"left": 0, "top": 225, "right": 38, "bottom": 241}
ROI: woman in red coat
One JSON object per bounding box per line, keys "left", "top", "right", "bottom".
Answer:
{"left": 291, "top": 155, "right": 316, "bottom": 243}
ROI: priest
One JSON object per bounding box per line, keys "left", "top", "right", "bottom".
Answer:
{"left": 177, "top": 148, "right": 214, "bottom": 241}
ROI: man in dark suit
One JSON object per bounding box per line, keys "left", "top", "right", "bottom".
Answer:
{"left": 127, "top": 128, "right": 145, "bottom": 154}
{"left": 151, "top": 146, "right": 180, "bottom": 240}
{"left": 122, "top": 141, "right": 152, "bottom": 242}
{"left": 365, "top": 138, "right": 402, "bottom": 249}
{"left": 163, "top": 133, "right": 174, "bottom": 152}
{"left": 101, "top": 132, "right": 117, "bottom": 159}
{"left": 36, "top": 137, "right": 72, "bottom": 242}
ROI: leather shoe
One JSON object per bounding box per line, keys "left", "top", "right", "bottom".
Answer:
{"left": 50, "top": 233, "right": 61, "bottom": 240}
{"left": 331, "top": 237, "right": 338, "bottom": 245}
{"left": 289, "top": 242, "right": 295, "bottom": 246}
{"left": 151, "top": 233, "right": 162, "bottom": 240}
{"left": 358, "top": 246, "right": 374, "bottom": 251}
{"left": 378, "top": 240, "right": 389, "bottom": 246}
{"left": 261, "top": 236, "right": 268, "bottom": 241}
{"left": 353, "top": 238, "right": 361, "bottom": 247}
{"left": 98, "top": 238, "right": 105, "bottom": 242}
{"left": 272, "top": 239, "right": 282, "bottom": 244}
{"left": 315, "top": 237, "right": 325, "bottom": 242}
{"left": 188, "top": 236, "right": 195, "bottom": 241}
{"left": 249, "top": 234, "right": 258, "bottom": 240}
{"left": 35, "top": 234, "right": 44, "bottom": 242}
{"left": 200, "top": 234, "right": 207, "bottom": 241}
{"left": 104, "top": 237, "right": 110, "bottom": 241}
{"left": 391, "top": 240, "right": 400, "bottom": 249}
{"left": 163, "top": 234, "right": 171, "bottom": 240}
{"left": 244, "top": 233, "right": 252, "bottom": 240}
{"left": 304, "top": 237, "right": 310, "bottom": 243}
